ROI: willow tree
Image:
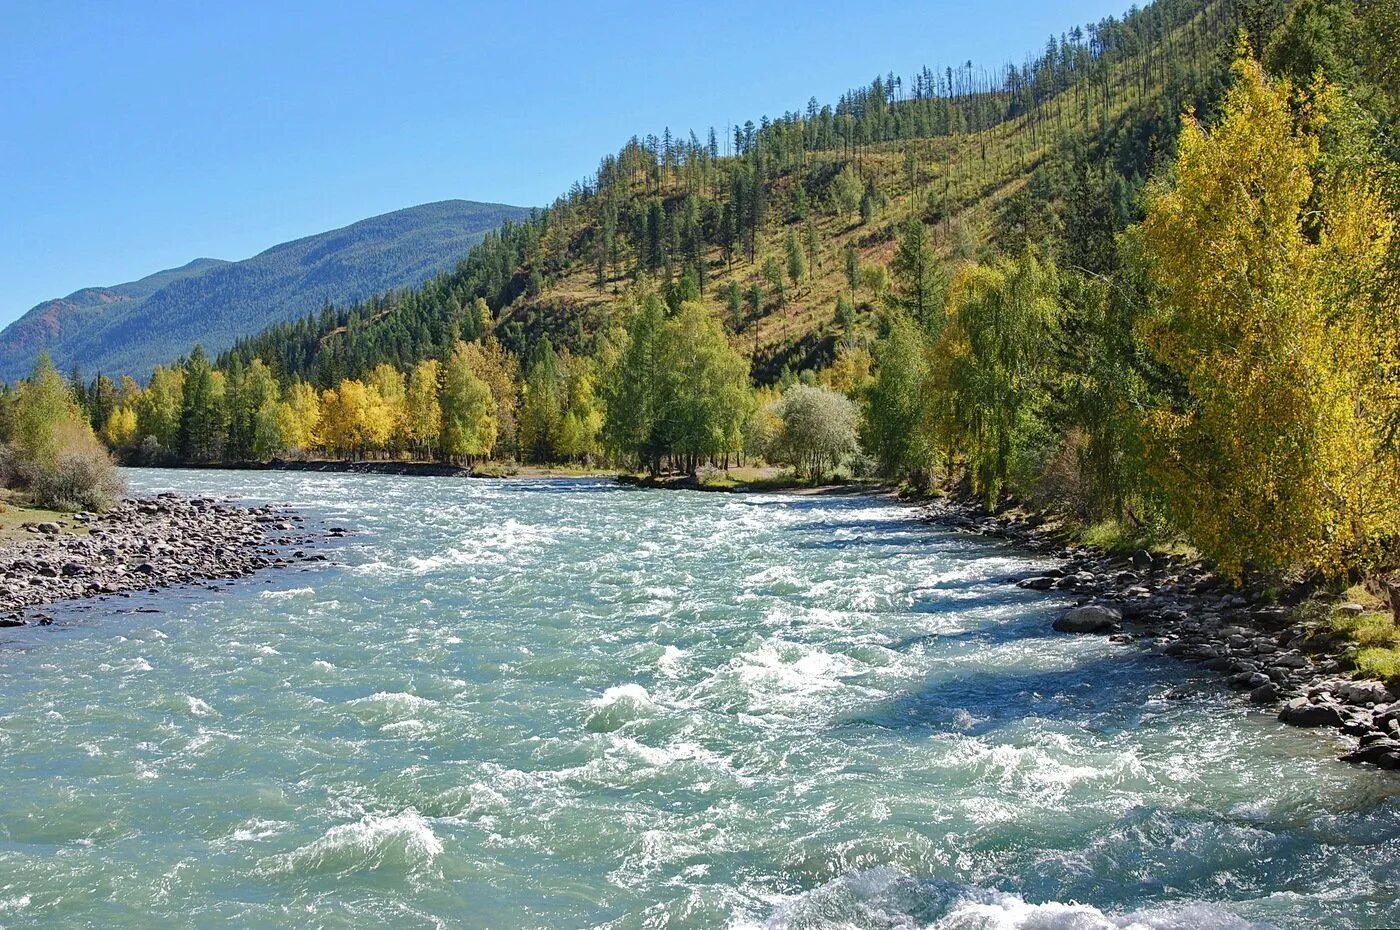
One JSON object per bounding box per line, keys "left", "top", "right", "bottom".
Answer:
{"left": 863, "top": 312, "right": 929, "bottom": 477}
{"left": 934, "top": 252, "right": 1061, "bottom": 505}
{"left": 1135, "top": 55, "right": 1399, "bottom": 574}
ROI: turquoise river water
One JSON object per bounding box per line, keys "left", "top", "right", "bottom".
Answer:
{"left": 0, "top": 469, "right": 1398, "bottom": 929}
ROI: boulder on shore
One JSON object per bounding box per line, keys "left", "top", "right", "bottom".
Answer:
{"left": 1278, "top": 697, "right": 1347, "bottom": 728}
{"left": 1053, "top": 604, "right": 1121, "bottom": 634}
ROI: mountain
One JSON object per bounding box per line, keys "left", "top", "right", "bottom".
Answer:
{"left": 0, "top": 199, "right": 530, "bottom": 381}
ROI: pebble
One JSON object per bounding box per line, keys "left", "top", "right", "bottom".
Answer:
{"left": 0, "top": 494, "right": 325, "bottom": 621}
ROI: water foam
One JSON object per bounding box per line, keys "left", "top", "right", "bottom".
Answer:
{"left": 735, "top": 868, "right": 1263, "bottom": 930}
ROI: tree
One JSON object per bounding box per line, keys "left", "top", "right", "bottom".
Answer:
{"left": 1134, "top": 55, "right": 1400, "bottom": 574}
{"left": 556, "top": 355, "right": 604, "bottom": 462}
{"left": 9, "top": 353, "right": 122, "bottom": 511}
{"left": 844, "top": 243, "right": 860, "bottom": 295}
{"left": 440, "top": 344, "right": 497, "bottom": 463}
{"left": 365, "top": 363, "right": 407, "bottom": 455}
{"left": 859, "top": 264, "right": 890, "bottom": 301}
{"left": 761, "top": 256, "right": 786, "bottom": 306}
{"left": 828, "top": 164, "right": 861, "bottom": 217}
{"left": 834, "top": 292, "right": 857, "bottom": 334}
{"left": 935, "top": 253, "right": 1061, "bottom": 504}
{"left": 178, "top": 345, "right": 225, "bottom": 463}
{"left": 458, "top": 339, "right": 520, "bottom": 458}
{"left": 319, "top": 380, "right": 371, "bottom": 459}
{"left": 405, "top": 359, "right": 443, "bottom": 459}
{"left": 888, "top": 218, "right": 946, "bottom": 327}
{"left": 771, "top": 385, "right": 860, "bottom": 482}
{"left": 785, "top": 229, "right": 807, "bottom": 289}
{"left": 11, "top": 353, "right": 73, "bottom": 467}
{"left": 280, "top": 381, "right": 321, "bottom": 455}
{"left": 237, "top": 359, "right": 282, "bottom": 460}
{"left": 864, "top": 312, "right": 930, "bottom": 477}
{"left": 519, "top": 339, "right": 564, "bottom": 463}
{"left": 654, "top": 301, "right": 753, "bottom": 474}
{"left": 722, "top": 280, "right": 744, "bottom": 330}
{"left": 602, "top": 291, "right": 667, "bottom": 471}
{"left": 102, "top": 406, "right": 139, "bottom": 450}
{"left": 136, "top": 365, "right": 184, "bottom": 452}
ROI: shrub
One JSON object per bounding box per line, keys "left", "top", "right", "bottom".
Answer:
{"left": 772, "top": 385, "right": 860, "bottom": 482}
{"left": 23, "top": 422, "right": 125, "bottom": 512}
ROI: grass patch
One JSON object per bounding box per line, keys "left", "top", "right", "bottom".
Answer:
{"left": 1076, "top": 518, "right": 1191, "bottom": 559}
{"left": 0, "top": 489, "right": 89, "bottom": 544}
{"left": 470, "top": 462, "right": 519, "bottom": 478}
{"left": 1326, "top": 584, "right": 1400, "bottom": 683}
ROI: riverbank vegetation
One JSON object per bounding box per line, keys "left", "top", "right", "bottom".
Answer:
{"left": 5, "top": 0, "right": 1399, "bottom": 603}
{"left": 0, "top": 354, "right": 124, "bottom": 512}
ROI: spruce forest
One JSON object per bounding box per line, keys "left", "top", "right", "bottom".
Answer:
{"left": 14, "top": 0, "right": 1400, "bottom": 581}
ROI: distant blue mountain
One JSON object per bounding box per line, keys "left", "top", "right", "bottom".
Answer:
{"left": 0, "top": 199, "right": 529, "bottom": 380}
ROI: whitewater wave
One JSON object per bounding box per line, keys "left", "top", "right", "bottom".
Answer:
{"left": 260, "top": 810, "right": 443, "bottom": 878}
{"left": 734, "top": 868, "right": 1263, "bottom": 930}
{"left": 586, "top": 683, "right": 655, "bottom": 733}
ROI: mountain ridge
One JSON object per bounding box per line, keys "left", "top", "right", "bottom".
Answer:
{"left": 0, "top": 200, "right": 529, "bottom": 381}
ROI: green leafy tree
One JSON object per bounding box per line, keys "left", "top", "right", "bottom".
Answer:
{"left": 772, "top": 385, "right": 860, "bottom": 482}
{"left": 519, "top": 339, "right": 565, "bottom": 463}
{"left": 864, "top": 313, "right": 930, "bottom": 477}
{"left": 440, "top": 344, "right": 497, "bottom": 463}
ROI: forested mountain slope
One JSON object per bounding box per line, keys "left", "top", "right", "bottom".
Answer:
{"left": 0, "top": 200, "right": 529, "bottom": 381}
{"left": 221, "top": 0, "right": 1238, "bottom": 386}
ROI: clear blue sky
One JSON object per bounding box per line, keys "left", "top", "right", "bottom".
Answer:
{"left": 1, "top": 0, "right": 1131, "bottom": 325}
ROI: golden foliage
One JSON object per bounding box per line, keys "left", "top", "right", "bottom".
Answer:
{"left": 1137, "top": 55, "right": 1399, "bottom": 574}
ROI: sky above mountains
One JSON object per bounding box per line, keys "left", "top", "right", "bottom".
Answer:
{"left": 1, "top": 0, "right": 1129, "bottom": 326}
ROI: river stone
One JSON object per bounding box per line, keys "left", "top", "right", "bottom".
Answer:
{"left": 1249, "top": 682, "right": 1281, "bottom": 703}
{"left": 1279, "top": 698, "right": 1347, "bottom": 728}
{"left": 1336, "top": 680, "right": 1395, "bottom": 706}
{"left": 1340, "top": 739, "right": 1400, "bottom": 768}
{"left": 1053, "top": 605, "right": 1121, "bottom": 634}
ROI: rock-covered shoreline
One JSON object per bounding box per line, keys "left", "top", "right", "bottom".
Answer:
{"left": 0, "top": 493, "right": 331, "bottom": 626}
{"left": 927, "top": 499, "right": 1400, "bottom": 771}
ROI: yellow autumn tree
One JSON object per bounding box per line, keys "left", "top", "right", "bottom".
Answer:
{"left": 1135, "top": 53, "right": 1400, "bottom": 574}
{"left": 318, "top": 380, "right": 374, "bottom": 459}
{"left": 364, "top": 364, "right": 406, "bottom": 455}
{"left": 404, "top": 358, "right": 443, "bottom": 459}
{"left": 278, "top": 380, "right": 321, "bottom": 455}
{"left": 102, "top": 405, "right": 139, "bottom": 449}
{"left": 440, "top": 342, "right": 497, "bottom": 463}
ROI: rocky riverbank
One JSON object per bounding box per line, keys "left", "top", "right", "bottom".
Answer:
{"left": 0, "top": 493, "right": 331, "bottom": 626}
{"left": 927, "top": 499, "right": 1400, "bottom": 771}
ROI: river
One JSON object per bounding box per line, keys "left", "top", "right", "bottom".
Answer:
{"left": 0, "top": 469, "right": 1396, "bottom": 928}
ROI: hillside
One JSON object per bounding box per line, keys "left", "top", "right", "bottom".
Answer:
{"left": 0, "top": 199, "right": 530, "bottom": 381}
{"left": 221, "top": 0, "right": 1236, "bottom": 387}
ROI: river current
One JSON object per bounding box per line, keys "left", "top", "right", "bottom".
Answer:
{"left": 0, "top": 469, "right": 1397, "bottom": 929}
